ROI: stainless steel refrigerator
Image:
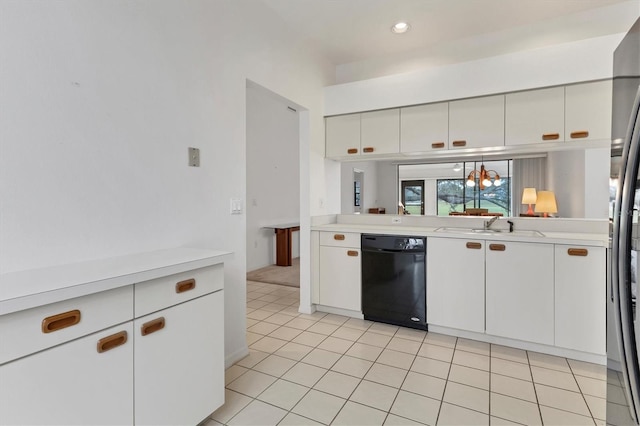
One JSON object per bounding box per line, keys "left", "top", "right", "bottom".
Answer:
{"left": 610, "top": 17, "right": 640, "bottom": 425}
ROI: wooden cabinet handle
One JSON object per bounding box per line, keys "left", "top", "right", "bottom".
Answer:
{"left": 97, "top": 331, "right": 128, "bottom": 353}
{"left": 489, "top": 244, "right": 506, "bottom": 251}
{"left": 570, "top": 130, "right": 589, "bottom": 139}
{"left": 141, "top": 317, "right": 165, "bottom": 336}
{"left": 347, "top": 250, "right": 358, "bottom": 257}
{"left": 362, "top": 147, "right": 374, "bottom": 153}
{"left": 431, "top": 142, "right": 445, "bottom": 149}
{"left": 334, "top": 234, "right": 345, "bottom": 240}
{"left": 466, "top": 242, "right": 482, "bottom": 249}
{"left": 176, "top": 278, "right": 196, "bottom": 293}
{"left": 568, "top": 248, "right": 589, "bottom": 256}
{"left": 347, "top": 148, "right": 358, "bottom": 154}
{"left": 42, "top": 309, "right": 81, "bottom": 334}
{"left": 452, "top": 140, "right": 467, "bottom": 147}
{"left": 542, "top": 133, "right": 560, "bottom": 140}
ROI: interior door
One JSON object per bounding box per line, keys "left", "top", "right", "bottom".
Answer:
{"left": 401, "top": 180, "right": 424, "bottom": 215}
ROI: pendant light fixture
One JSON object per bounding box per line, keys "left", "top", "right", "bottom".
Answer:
{"left": 466, "top": 161, "right": 501, "bottom": 190}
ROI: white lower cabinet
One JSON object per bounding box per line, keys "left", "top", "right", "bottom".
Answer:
{"left": 555, "top": 245, "right": 606, "bottom": 354}
{"left": 427, "top": 237, "right": 484, "bottom": 332}
{"left": 318, "top": 231, "right": 361, "bottom": 311}
{"left": 485, "top": 241, "right": 554, "bottom": 345}
{"left": 0, "top": 323, "right": 134, "bottom": 425}
{"left": 135, "top": 291, "right": 224, "bottom": 426}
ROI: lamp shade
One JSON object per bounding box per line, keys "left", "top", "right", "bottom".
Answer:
{"left": 534, "top": 191, "right": 558, "bottom": 215}
{"left": 521, "top": 188, "right": 537, "bottom": 204}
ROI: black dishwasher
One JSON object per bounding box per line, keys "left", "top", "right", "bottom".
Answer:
{"left": 361, "top": 234, "right": 427, "bottom": 330}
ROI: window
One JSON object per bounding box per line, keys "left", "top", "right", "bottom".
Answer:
{"left": 401, "top": 180, "right": 424, "bottom": 215}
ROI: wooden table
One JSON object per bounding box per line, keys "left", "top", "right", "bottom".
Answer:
{"left": 264, "top": 223, "right": 300, "bottom": 266}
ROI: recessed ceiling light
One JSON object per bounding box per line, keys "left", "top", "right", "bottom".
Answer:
{"left": 391, "top": 22, "right": 410, "bottom": 34}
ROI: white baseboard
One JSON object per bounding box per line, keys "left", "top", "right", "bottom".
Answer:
{"left": 225, "top": 345, "right": 249, "bottom": 369}
{"left": 315, "top": 304, "right": 364, "bottom": 319}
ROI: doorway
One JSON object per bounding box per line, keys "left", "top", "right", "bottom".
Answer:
{"left": 353, "top": 169, "right": 364, "bottom": 214}
{"left": 401, "top": 180, "right": 425, "bottom": 215}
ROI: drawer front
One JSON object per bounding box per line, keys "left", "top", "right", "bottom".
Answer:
{"left": 319, "top": 232, "right": 360, "bottom": 248}
{"left": 0, "top": 286, "right": 133, "bottom": 365}
{"left": 134, "top": 264, "right": 223, "bottom": 317}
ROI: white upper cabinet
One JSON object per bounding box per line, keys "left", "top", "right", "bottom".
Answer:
{"left": 449, "top": 95, "right": 505, "bottom": 149}
{"left": 360, "top": 109, "right": 400, "bottom": 156}
{"left": 326, "top": 113, "right": 361, "bottom": 158}
{"left": 400, "top": 103, "right": 449, "bottom": 152}
{"left": 565, "top": 80, "right": 613, "bottom": 142}
{"left": 505, "top": 87, "right": 565, "bottom": 145}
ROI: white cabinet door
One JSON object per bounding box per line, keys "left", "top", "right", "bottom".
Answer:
{"left": 449, "top": 95, "right": 505, "bottom": 149}
{"left": 134, "top": 291, "right": 224, "bottom": 426}
{"left": 0, "top": 323, "right": 134, "bottom": 426}
{"left": 311, "top": 231, "right": 320, "bottom": 304}
{"left": 361, "top": 109, "right": 400, "bottom": 156}
{"left": 326, "top": 114, "right": 361, "bottom": 158}
{"left": 486, "top": 241, "right": 554, "bottom": 345}
{"left": 555, "top": 245, "right": 606, "bottom": 354}
{"left": 505, "top": 87, "right": 565, "bottom": 145}
{"left": 319, "top": 246, "right": 361, "bottom": 311}
{"left": 400, "top": 103, "right": 449, "bottom": 153}
{"left": 427, "top": 238, "right": 485, "bottom": 332}
{"left": 565, "top": 80, "right": 613, "bottom": 142}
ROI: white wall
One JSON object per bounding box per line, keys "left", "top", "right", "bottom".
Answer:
{"left": 0, "top": 0, "right": 334, "bottom": 366}
{"left": 246, "top": 84, "right": 300, "bottom": 271}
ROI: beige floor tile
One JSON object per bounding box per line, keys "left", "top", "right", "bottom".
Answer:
{"left": 333, "top": 401, "right": 387, "bottom": 426}
{"left": 247, "top": 299, "right": 269, "bottom": 309}
{"left": 531, "top": 366, "right": 579, "bottom": 392}
{"left": 282, "top": 362, "right": 328, "bottom": 387}
{"left": 528, "top": 351, "right": 571, "bottom": 373}
{"left": 279, "top": 305, "right": 301, "bottom": 316}
{"left": 314, "top": 371, "right": 361, "bottom": 399}
{"left": 401, "top": 371, "right": 446, "bottom": 400}
{"left": 491, "top": 357, "right": 532, "bottom": 381}
{"left": 268, "top": 325, "right": 303, "bottom": 341}
{"left": 318, "top": 336, "right": 355, "bottom": 354}
{"left": 344, "top": 317, "right": 374, "bottom": 331}
{"left": 292, "top": 389, "right": 346, "bottom": 425}
{"left": 249, "top": 336, "right": 288, "bottom": 354}
{"left": 298, "top": 311, "right": 328, "bottom": 321}
{"left": 252, "top": 354, "right": 297, "bottom": 377}
{"left": 539, "top": 405, "right": 595, "bottom": 425}
{"left": 535, "top": 383, "right": 591, "bottom": 416}
{"left": 246, "top": 331, "right": 263, "bottom": 345}
{"left": 227, "top": 399, "right": 286, "bottom": 426}
{"left": 387, "top": 337, "right": 421, "bottom": 355}
{"left": 320, "top": 313, "right": 351, "bottom": 325}
{"left": 395, "top": 327, "right": 427, "bottom": 342}
{"left": 202, "top": 419, "right": 223, "bottom": 426}
{"left": 358, "top": 331, "right": 393, "bottom": 348}
{"left": 490, "top": 393, "right": 542, "bottom": 425}
{"left": 584, "top": 394, "right": 606, "bottom": 421}
{"left": 246, "top": 318, "right": 259, "bottom": 328}
{"left": 256, "top": 379, "right": 309, "bottom": 410}
{"left": 227, "top": 370, "right": 277, "bottom": 398}
{"left": 263, "top": 312, "right": 296, "bottom": 326}
{"left": 292, "top": 330, "right": 327, "bottom": 347}
{"left": 411, "top": 355, "right": 451, "bottom": 379}
{"left": 307, "top": 321, "right": 340, "bottom": 335}
{"left": 257, "top": 294, "right": 281, "bottom": 303}
{"left": 377, "top": 348, "right": 415, "bottom": 370}
{"left": 568, "top": 359, "right": 606, "bottom": 381}
{"left": 346, "top": 342, "right": 385, "bottom": 362}
{"left": 282, "top": 317, "right": 316, "bottom": 330}
{"left": 424, "top": 332, "right": 457, "bottom": 349}
{"left": 225, "top": 364, "right": 249, "bottom": 385}
{"left": 248, "top": 321, "right": 280, "bottom": 336}
{"left": 437, "top": 402, "right": 489, "bottom": 425}
{"left": 369, "top": 322, "right": 400, "bottom": 336}
{"left": 275, "top": 341, "right": 313, "bottom": 361}
{"left": 350, "top": 380, "right": 400, "bottom": 412}
{"left": 490, "top": 373, "right": 536, "bottom": 402}
{"left": 418, "top": 343, "right": 454, "bottom": 362}
{"left": 278, "top": 412, "right": 323, "bottom": 425}
{"left": 261, "top": 303, "right": 288, "bottom": 313}
{"left": 236, "top": 350, "right": 269, "bottom": 368}
{"left": 302, "top": 347, "right": 342, "bottom": 369}
{"left": 364, "top": 363, "right": 408, "bottom": 388}
{"left": 575, "top": 374, "right": 607, "bottom": 399}
{"left": 383, "top": 414, "right": 424, "bottom": 425}
{"left": 211, "top": 389, "right": 252, "bottom": 424}
{"left": 490, "top": 344, "right": 528, "bottom": 364}
{"left": 452, "top": 350, "right": 489, "bottom": 371}
{"left": 448, "top": 364, "right": 490, "bottom": 390}
{"left": 390, "top": 390, "right": 440, "bottom": 425}
{"left": 332, "top": 326, "right": 366, "bottom": 341}
{"left": 247, "top": 309, "right": 273, "bottom": 321}
{"left": 443, "top": 382, "right": 489, "bottom": 414}
{"left": 456, "top": 338, "right": 490, "bottom": 356}
{"left": 488, "top": 416, "right": 522, "bottom": 425}
{"left": 332, "top": 355, "right": 374, "bottom": 378}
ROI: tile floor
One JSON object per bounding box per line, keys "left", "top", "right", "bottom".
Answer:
{"left": 205, "top": 281, "right": 607, "bottom": 426}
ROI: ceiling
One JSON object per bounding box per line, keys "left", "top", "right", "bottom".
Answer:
{"left": 261, "top": 0, "right": 637, "bottom": 69}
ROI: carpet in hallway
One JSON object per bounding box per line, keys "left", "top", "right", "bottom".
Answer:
{"left": 246, "top": 257, "right": 300, "bottom": 287}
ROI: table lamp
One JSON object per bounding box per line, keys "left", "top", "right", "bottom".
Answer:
{"left": 521, "top": 188, "right": 537, "bottom": 216}
{"left": 534, "top": 191, "right": 558, "bottom": 218}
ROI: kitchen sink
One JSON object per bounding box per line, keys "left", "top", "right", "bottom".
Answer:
{"left": 434, "top": 227, "right": 545, "bottom": 237}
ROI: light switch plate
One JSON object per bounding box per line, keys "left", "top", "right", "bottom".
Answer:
{"left": 188, "top": 147, "right": 200, "bottom": 167}
{"left": 230, "top": 199, "right": 243, "bottom": 215}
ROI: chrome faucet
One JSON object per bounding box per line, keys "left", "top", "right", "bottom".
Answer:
{"left": 484, "top": 215, "right": 499, "bottom": 230}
